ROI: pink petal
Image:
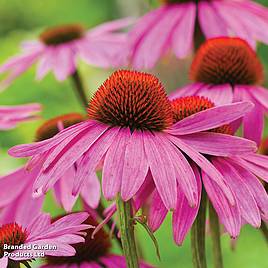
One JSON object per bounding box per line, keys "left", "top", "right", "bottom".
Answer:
{"left": 148, "top": 190, "right": 168, "bottom": 232}
{"left": 169, "top": 101, "right": 254, "bottom": 135}
{"left": 169, "top": 83, "right": 203, "bottom": 100}
{"left": 121, "top": 131, "right": 149, "bottom": 201}
{"left": 143, "top": 132, "right": 177, "bottom": 210}
{"left": 80, "top": 172, "right": 100, "bottom": 209}
{"left": 249, "top": 86, "right": 268, "bottom": 111}
{"left": 131, "top": 5, "right": 184, "bottom": 69}
{"left": 73, "top": 127, "right": 119, "bottom": 196}
{"left": 213, "top": 158, "right": 261, "bottom": 228}
{"left": 198, "top": 1, "right": 228, "bottom": 38}
{"left": 197, "top": 84, "right": 233, "bottom": 105}
{"left": 51, "top": 45, "right": 76, "bottom": 81}
{"left": 179, "top": 132, "right": 257, "bottom": 156}
{"left": 171, "top": 3, "right": 196, "bottom": 58}
{"left": 239, "top": 89, "right": 264, "bottom": 145}
{"left": 213, "top": 1, "right": 256, "bottom": 48}
{"left": 173, "top": 162, "right": 202, "bottom": 245}
{"left": 102, "top": 128, "right": 130, "bottom": 200}
{"left": 53, "top": 166, "right": 78, "bottom": 212}
{"left": 166, "top": 135, "right": 198, "bottom": 207}
{"left": 225, "top": 158, "right": 268, "bottom": 221}
{"left": 169, "top": 135, "right": 235, "bottom": 205}
{"left": 8, "top": 121, "right": 91, "bottom": 157}
{"left": 202, "top": 171, "right": 241, "bottom": 238}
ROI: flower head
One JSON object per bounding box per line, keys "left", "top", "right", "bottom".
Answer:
{"left": 0, "top": 103, "right": 41, "bottom": 130}
{"left": 0, "top": 18, "right": 133, "bottom": 89}
{"left": 0, "top": 212, "right": 91, "bottom": 268}
{"left": 8, "top": 70, "right": 255, "bottom": 214}
{"left": 41, "top": 215, "right": 153, "bottom": 268}
{"left": 145, "top": 95, "right": 268, "bottom": 244}
{"left": 128, "top": 0, "right": 268, "bottom": 68}
{"left": 0, "top": 113, "right": 100, "bottom": 214}
{"left": 171, "top": 37, "right": 268, "bottom": 145}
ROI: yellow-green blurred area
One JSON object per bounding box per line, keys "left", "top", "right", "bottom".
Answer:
{"left": 0, "top": 0, "right": 267, "bottom": 267}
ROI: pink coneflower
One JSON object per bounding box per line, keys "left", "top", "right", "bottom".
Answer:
{"left": 0, "top": 211, "right": 91, "bottom": 268}
{"left": 0, "top": 18, "right": 132, "bottom": 89}
{"left": 170, "top": 37, "right": 268, "bottom": 145}
{"left": 40, "top": 215, "right": 153, "bottom": 268}
{"left": 0, "top": 103, "right": 41, "bottom": 130}
{"left": 147, "top": 96, "right": 268, "bottom": 245}
{"left": 0, "top": 113, "right": 100, "bottom": 214}
{"left": 128, "top": 0, "right": 268, "bottom": 69}
{"left": 8, "top": 70, "right": 256, "bottom": 211}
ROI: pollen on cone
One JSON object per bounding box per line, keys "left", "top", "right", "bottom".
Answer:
{"left": 88, "top": 70, "right": 173, "bottom": 132}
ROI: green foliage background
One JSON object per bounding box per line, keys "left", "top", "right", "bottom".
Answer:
{"left": 0, "top": 0, "right": 267, "bottom": 267}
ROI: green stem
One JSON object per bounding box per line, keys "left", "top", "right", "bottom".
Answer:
{"left": 116, "top": 195, "right": 139, "bottom": 268}
{"left": 209, "top": 202, "right": 224, "bottom": 268}
{"left": 260, "top": 221, "right": 268, "bottom": 245}
{"left": 8, "top": 260, "right": 21, "bottom": 268}
{"left": 70, "top": 69, "right": 88, "bottom": 108}
{"left": 191, "top": 189, "right": 207, "bottom": 268}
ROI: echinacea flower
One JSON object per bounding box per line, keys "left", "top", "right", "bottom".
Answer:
{"left": 170, "top": 37, "right": 268, "bottom": 145}
{"left": 0, "top": 211, "right": 91, "bottom": 268}
{"left": 147, "top": 96, "right": 268, "bottom": 244}
{"left": 9, "top": 70, "right": 255, "bottom": 211}
{"left": 0, "top": 103, "right": 41, "bottom": 130}
{"left": 0, "top": 18, "right": 133, "bottom": 89}
{"left": 40, "top": 215, "right": 153, "bottom": 268}
{"left": 0, "top": 113, "right": 100, "bottom": 213}
{"left": 128, "top": 0, "right": 268, "bottom": 69}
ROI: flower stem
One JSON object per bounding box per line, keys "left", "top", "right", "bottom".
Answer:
{"left": 116, "top": 195, "right": 139, "bottom": 268}
{"left": 191, "top": 188, "right": 207, "bottom": 268}
{"left": 209, "top": 202, "right": 224, "bottom": 268}
{"left": 8, "top": 260, "right": 21, "bottom": 268}
{"left": 70, "top": 69, "right": 88, "bottom": 108}
{"left": 260, "top": 221, "right": 268, "bottom": 244}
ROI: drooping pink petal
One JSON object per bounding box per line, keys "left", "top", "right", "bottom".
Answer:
{"left": 8, "top": 121, "right": 91, "bottom": 157}
{"left": 197, "top": 84, "right": 233, "bottom": 105}
{"left": 213, "top": 1, "right": 256, "bottom": 48}
{"left": 225, "top": 158, "right": 268, "bottom": 221}
{"left": 249, "top": 86, "right": 268, "bottom": 111}
{"left": 73, "top": 127, "right": 119, "bottom": 196}
{"left": 53, "top": 166, "right": 78, "bottom": 212}
{"left": 171, "top": 3, "right": 196, "bottom": 58}
{"left": 169, "top": 135, "right": 235, "bottom": 205}
{"left": 178, "top": 132, "right": 256, "bottom": 156}
{"left": 169, "top": 83, "right": 203, "bottom": 100}
{"left": 36, "top": 47, "right": 54, "bottom": 80}
{"left": 0, "top": 167, "right": 32, "bottom": 207}
{"left": 202, "top": 171, "right": 241, "bottom": 238}
{"left": 238, "top": 88, "right": 264, "bottom": 145}
{"left": 51, "top": 45, "right": 76, "bottom": 81}
{"left": 173, "top": 163, "right": 202, "bottom": 245}
{"left": 213, "top": 158, "right": 261, "bottom": 228}
{"left": 169, "top": 101, "right": 253, "bottom": 135}
{"left": 0, "top": 48, "right": 43, "bottom": 89}
{"left": 102, "top": 128, "right": 131, "bottom": 200}
{"left": 166, "top": 135, "right": 198, "bottom": 207}
{"left": 220, "top": 0, "right": 268, "bottom": 45}
{"left": 148, "top": 190, "right": 168, "bottom": 232}
{"left": 0, "top": 185, "right": 44, "bottom": 227}
{"left": 143, "top": 132, "right": 177, "bottom": 210}
{"left": 198, "top": 1, "right": 228, "bottom": 38}
{"left": 131, "top": 5, "right": 184, "bottom": 69}
{"left": 133, "top": 172, "right": 155, "bottom": 211}
{"left": 80, "top": 172, "right": 100, "bottom": 209}
{"left": 121, "top": 130, "right": 149, "bottom": 201}
{"left": 88, "top": 17, "right": 135, "bottom": 37}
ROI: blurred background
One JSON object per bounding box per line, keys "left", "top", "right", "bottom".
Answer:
{"left": 0, "top": 0, "right": 267, "bottom": 267}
